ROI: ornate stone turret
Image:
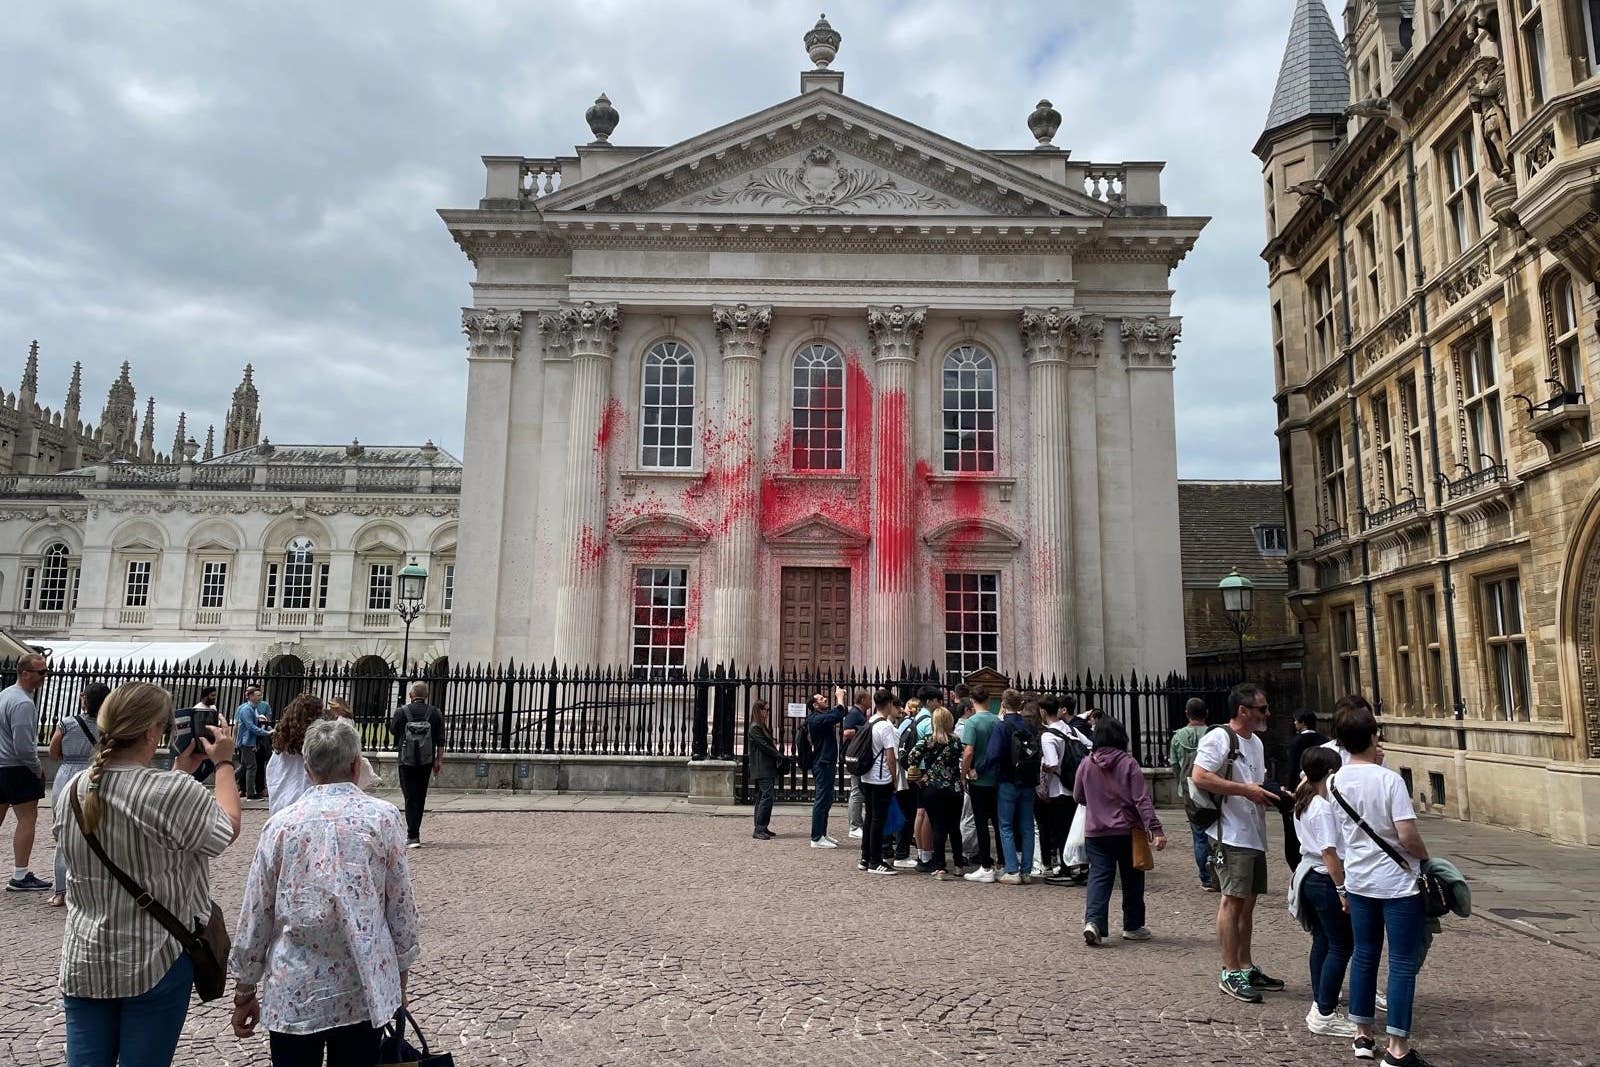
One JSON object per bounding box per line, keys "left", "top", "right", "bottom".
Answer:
{"left": 223, "top": 364, "right": 261, "bottom": 454}
{"left": 100, "top": 361, "right": 138, "bottom": 457}
{"left": 171, "top": 411, "right": 188, "bottom": 459}
{"left": 202, "top": 424, "right": 216, "bottom": 461}
{"left": 64, "top": 361, "right": 82, "bottom": 422}
{"left": 139, "top": 397, "right": 156, "bottom": 461}
{"left": 19, "top": 341, "right": 39, "bottom": 406}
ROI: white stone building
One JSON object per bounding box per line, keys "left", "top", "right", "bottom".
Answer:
{"left": 442, "top": 18, "right": 1207, "bottom": 678}
{"left": 0, "top": 441, "right": 461, "bottom": 671}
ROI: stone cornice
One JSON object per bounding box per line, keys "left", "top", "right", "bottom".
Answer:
{"left": 711, "top": 303, "right": 773, "bottom": 361}
{"left": 461, "top": 307, "right": 523, "bottom": 362}
{"left": 80, "top": 496, "right": 458, "bottom": 518}
{"left": 865, "top": 305, "right": 927, "bottom": 363}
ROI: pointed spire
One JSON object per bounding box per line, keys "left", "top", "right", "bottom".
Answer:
{"left": 203, "top": 424, "right": 216, "bottom": 460}
{"left": 1260, "top": 0, "right": 1349, "bottom": 141}
{"left": 223, "top": 363, "right": 262, "bottom": 454}
{"left": 20, "top": 340, "right": 39, "bottom": 400}
{"left": 101, "top": 361, "right": 138, "bottom": 457}
{"left": 65, "top": 361, "right": 82, "bottom": 415}
{"left": 140, "top": 396, "right": 156, "bottom": 461}
{"left": 172, "top": 412, "right": 188, "bottom": 458}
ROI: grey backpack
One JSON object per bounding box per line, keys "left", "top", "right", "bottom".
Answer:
{"left": 399, "top": 706, "right": 434, "bottom": 768}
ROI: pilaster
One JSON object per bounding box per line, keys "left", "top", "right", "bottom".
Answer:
{"left": 707, "top": 303, "right": 772, "bottom": 666}
{"left": 1121, "top": 315, "right": 1186, "bottom": 675}
{"left": 1067, "top": 314, "right": 1106, "bottom": 674}
{"left": 1019, "top": 307, "right": 1078, "bottom": 677}
{"left": 550, "top": 301, "right": 621, "bottom": 664}
{"left": 866, "top": 304, "right": 926, "bottom": 670}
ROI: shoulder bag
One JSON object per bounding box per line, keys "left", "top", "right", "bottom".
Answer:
{"left": 1091, "top": 759, "right": 1155, "bottom": 871}
{"left": 1329, "top": 781, "right": 1449, "bottom": 918}
{"left": 68, "top": 783, "right": 231, "bottom": 1001}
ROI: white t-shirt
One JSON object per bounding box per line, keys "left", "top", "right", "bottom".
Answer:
{"left": 1039, "top": 726, "right": 1067, "bottom": 798}
{"left": 1294, "top": 795, "right": 1340, "bottom": 876}
{"left": 1320, "top": 739, "right": 1352, "bottom": 765}
{"left": 1328, "top": 763, "right": 1421, "bottom": 899}
{"left": 1194, "top": 726, "right": 1267, "bottom": 852}
{"left": 860, "top": 716, "right": 899, "bottom": 786}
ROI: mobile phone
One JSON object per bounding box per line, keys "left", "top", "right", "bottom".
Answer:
{"left": 173, "top": 705, "right": 218, "bottom": 781}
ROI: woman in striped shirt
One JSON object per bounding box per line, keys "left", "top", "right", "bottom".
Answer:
{"left": 54, "top": 681, "right": 242, "bottom": 1067}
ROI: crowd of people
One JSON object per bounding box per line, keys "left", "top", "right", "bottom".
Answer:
{"left": 0, "top": 651, "right": 449, "bottom": 1067}
{"left": 749, "top": 680, "right": 1457, "bottom": 1067}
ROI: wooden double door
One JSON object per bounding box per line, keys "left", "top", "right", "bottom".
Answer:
{"left": 779, "top": 567, "right": 851, "bottom": 676}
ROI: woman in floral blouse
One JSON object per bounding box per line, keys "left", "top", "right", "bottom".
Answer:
{"left": 230, "top": 716, "right": 421, "bottom": 1066}
{"left": 904, "top": 707, "right": 967, "bottom": 879}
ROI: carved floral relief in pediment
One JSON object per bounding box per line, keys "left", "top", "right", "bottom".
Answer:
{"left": 675, "top": 145, "right": 962, "bottom": 215}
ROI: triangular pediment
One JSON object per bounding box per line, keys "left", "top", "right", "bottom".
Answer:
{"left": 538, "top": 91, "right": 1108, "bottom": 219}
{"left": 764, "top": 512, "right": 869, "bottom": 547}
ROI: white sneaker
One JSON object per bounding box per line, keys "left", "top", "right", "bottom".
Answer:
{"left": 998, "top": 872, "right": 1023, "bottom": 885}
{"left": 1306, "top": 1006, "right": 1359, "bottom": 1037}
{"left": 1120, "top": 928, "right": 1153, "bottom": 941}
{"left": 963, "top": 866, "right": 997, "bottom": 883}
{"left": 1376, "top": 993, "right": 1388, "bottom": 1011}
{"left": 893, "top": 857, "right": 918, "bottom": 868}
{"left": 848, "top": 828, "right": 864, "bottom": 839}
{"left": 1083, "top": 923, "right": 1101, "bottom": 946}
{"left": 405, "top": 839, "right": 421, "bottom": 850}
{"left": 822, "top": 835, "right": 839, "bottom": 846}
{"left": 866, "top": 863, "right": 898, "bottom": 876}
{"left": 810, "top": 838, "right": 838, "bottom": 849}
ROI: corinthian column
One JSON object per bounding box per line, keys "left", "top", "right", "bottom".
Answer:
{"left": 1019, "top": 307, "right": 1077, "bottom": 677}
{"left": 707, "top": 303, "right": 771, "bottom": 668}
{"left": 457, "top": 308, "right": 524, "bottom": 662}
{"left": 866, "top": 304, "right": 926, "bottom": 671}
{"left": 550, "top": 300, "right": 621, "bottom": 664}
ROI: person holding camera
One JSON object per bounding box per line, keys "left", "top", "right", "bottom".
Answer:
{"left": 55, "top": 681, "right": 241, "bottom": 1066}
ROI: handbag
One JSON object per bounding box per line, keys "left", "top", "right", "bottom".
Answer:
{"left": 1131, "top": 829, "right": 1155, "bottom": 871}
{"left": 1062, "top": 802, "right": 1088, "bottom": 869}
{"left": 380, "top": 1008, "right": 456, "bottom": 1066}
{"left": 68, "top": 784, "right": 231, "bottom": 1001}
{"left": 1329, "top": 782, "right": 1450, "bottom": 918}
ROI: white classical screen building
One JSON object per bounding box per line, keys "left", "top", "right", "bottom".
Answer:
{"left": 443, "top": 18, "right": 1206, "bottom": 678}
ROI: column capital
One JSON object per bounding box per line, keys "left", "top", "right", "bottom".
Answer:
{"left": 461, "top": 307, "right": 524, "bottom": 362}
{"left": 866, "top": 304, "right": 927, "bottom": 363}
{"left": 711, "top": 303, "right": 773, "bottom": 361}
{"left": 556, "top": 300, "right": 622, "bottom": 361}
{"left": 1119, "top": 314, "right": 1182, "bottom": 367}
{"left": 1018, "top": 305, "right": 1097, "bottom": 364}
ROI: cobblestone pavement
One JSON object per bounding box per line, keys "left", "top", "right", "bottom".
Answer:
{"left": 2, "top": 807, "right": 1597, "bottom": 1066}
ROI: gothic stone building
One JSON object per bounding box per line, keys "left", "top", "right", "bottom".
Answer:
{"left": 442, "top": 18, "right": 1207, "bottom": 680}
{"left": 1259, "top": 0, "right": 1600, "bottom": 842}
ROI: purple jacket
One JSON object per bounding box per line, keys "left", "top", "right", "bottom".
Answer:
{"left": 1072, "top": 747, "right": 1164, "bottom": 837}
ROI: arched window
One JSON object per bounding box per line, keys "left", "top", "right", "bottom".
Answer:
{"left": 792, "top": 343, "right": 844, "bottom": 471}
{"left": 264, "top": 536, "right": 328, "bottom": 613}
{"left": 942, "top": 345, "right": 997, "bottom": 472}
{"left": 1548, "top": 271, "right": 1583, "bottom": 398}
{"left": 37, "top": 543, "right": 71, "bottom": 612}
{"left": 640, "top": 341, "right": 695, "bottom": 469}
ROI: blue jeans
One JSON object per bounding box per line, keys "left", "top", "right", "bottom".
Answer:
{"left": 1348, "top": 891, "right": 1425, "bottom": 1037}
{"left": 1188, "top": 818, "right": 1213, "bottom": 886}
{"left": 1084, "top": 834, "right": 1145, "bottom": 935}
{"left": 65, "top": 953, "right": 193, "bottom": 1067}
{"left": 1302, "top": 870, "right": 1354, "bottom": 1015}
{"left": 810, "top": 760, "right": 836, "bottom": 841}
{"left": 996, "top": 781, "right": 1036, "bottom": 875}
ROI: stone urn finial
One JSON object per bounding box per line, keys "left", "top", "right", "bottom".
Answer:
{"left": 805, "top": 14, "right": 841, "bottom": 69}
{"left": 586, "top": 93, "right": 619, "bottom": 144}
{"left": 255, "top": 437, "right": 275, "bottom": 458}
{"left": 1028, "top": 99, "right": 1062, "bottom": 148}
{"left": 182, "top": 437, "right": 199, "bottom": 462}
{"left": 419, "top": 439, "right": 439, "bottom": 465}
{"left": 346, "top": 438, "right": 365, "bottom": 460}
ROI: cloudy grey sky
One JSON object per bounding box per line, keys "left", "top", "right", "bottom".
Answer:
{"left": 0, "top": 1, "right": 1319, "bottom": 477}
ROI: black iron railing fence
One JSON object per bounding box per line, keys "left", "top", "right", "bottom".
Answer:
{"left": 2, "top": 658, "right": 1282, "bottom": 802}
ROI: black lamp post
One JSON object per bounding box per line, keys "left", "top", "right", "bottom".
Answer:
{"left": 395, "top": 557, "right": 428, "bottom": 680}
{"left": 1218, "top": 566, "right": 1255, "bottom": 681}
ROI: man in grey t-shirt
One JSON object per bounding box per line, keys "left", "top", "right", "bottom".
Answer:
{"left": 0, "top": 653, "right": 53, "bottom": 891}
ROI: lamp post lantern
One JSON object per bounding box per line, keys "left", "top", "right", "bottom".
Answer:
{"left": 396, "top": 558, "right": 429, "bottom": 680}
{"left": 1218, "top": 567, "right": 1255, "bottom": 681}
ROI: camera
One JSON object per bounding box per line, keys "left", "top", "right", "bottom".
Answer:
{"left": 173, "top": 705, "right": 218, "bottom": 780}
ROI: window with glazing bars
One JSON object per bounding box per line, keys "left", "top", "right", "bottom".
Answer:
{"left": 1418, "top": 586, "right": 1445, "bottom": 714}
{"left": 200, "top": 561, "right": 228, "bottom": 609}
{"left": 1441, "top": 125, "right": 1482, "bottom": 257}
{"left": 367, "top": 564, "right": 395, "bottom": 611}
{"left": 791, "top": 344, "right": 845, "bottom": 471}
{"left": 1519, "top": 0, "right": 1547, "bottom": 104}
{"left": 1548, "top": 272, "right": 1584, "bottom": 395}
{"left": 942, "top": 345, "right": 997, "bottom": 473}
{"left": 631, "top": 567, "right": 688, "bottom": 676}
{"left": 1481, "top": 574, "right": 1531, "bottom": 720}
{"left": 1318, "top": 427, "right": 1347, "bottom": 530}
{"left": 1458, "top": 331, "right": 1503, "bottom": 468}
{"left": 944, "top": 572, "right": 999, "bottom": 676}
{"left": 442, "top": 564, "right": 455, "bottom": 612}
{"left": 282, "top": 539, "right": 314, "bottom": 610}
{"left": 640, "top": 341, "right": 695, "bottom": 469}
{"left": 1333, "top": 605, "right": 1361, "bottom": 696}
{"left": 1389, "top": 594, "right": 1415, "bottom": 710}
{"left": 124, "top": 560, "right": 152, "bottom": 608}
{"left": 38, "top": 543, "right": 70, "bottom": 612}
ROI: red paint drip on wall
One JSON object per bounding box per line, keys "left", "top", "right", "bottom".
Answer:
{"left": 874, "top": 388, "right": 912, "bottom": 590}
{"left": 595, "top": 397, "right": 626, "bottom": 453}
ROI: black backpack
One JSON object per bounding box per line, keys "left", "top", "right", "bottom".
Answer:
{"left": 795, "top": 714, "right": 816, "bottom": 767}
{"left": 399, "top": 705, "right": 435, "bottom": 768}
{"left": 1044, "top": 725, "right": 1090, "bottom": 790}
{"left": 1007, "top": 723, "right": 1042, "bottom": 785}
{"left": 1184, "top": 725, "right": 1240, "bottom": 829}
{"left": 844, "top": 716, "right": 882, "bottom": 777}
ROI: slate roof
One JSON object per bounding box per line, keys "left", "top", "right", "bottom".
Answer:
{"left": 1177, "top": 480, "right": 1288, "bottom": 588}
{"left": 1262, "top": 0, "right": 1350, "bottom": 137}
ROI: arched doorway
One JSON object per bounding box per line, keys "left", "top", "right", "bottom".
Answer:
{"left": 1564, "top": 491, "right": 1600, "bottom": 759}
{"left": 264, "top": 654, "right": 305, "bottom": 714}
{"left": 351, "top": 655, "right": 395, "bottom": 727}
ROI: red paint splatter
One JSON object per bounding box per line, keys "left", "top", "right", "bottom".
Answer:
{"left": 595, "top": 398, "right": 626, "bottom": 452}
{"left": 874, "top": 388, "right": 912, "bottom": 590}
{"left": 575, "top": 525, "right": 607, "bottom": 573}
{"left": 684, "top": 584, "right": 703, "bottom": 636}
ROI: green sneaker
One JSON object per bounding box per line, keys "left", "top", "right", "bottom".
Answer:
{"left": 1218, "top": 970, "right": 1263, "bottom": 1003}
{"left": 1246, "top": 965, "right": 1285, "bottom": 992}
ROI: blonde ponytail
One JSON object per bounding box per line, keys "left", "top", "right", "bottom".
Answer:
{"left": 80, "top": 682, "right": 175, "bottom": 833}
